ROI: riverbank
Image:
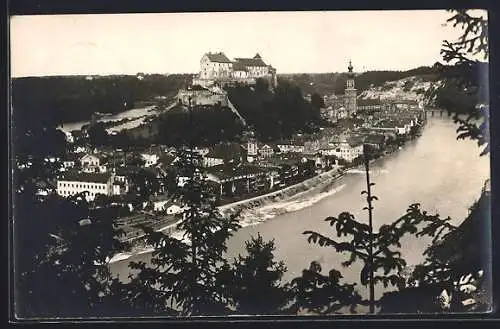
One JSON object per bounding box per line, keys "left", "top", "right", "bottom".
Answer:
{"left": 109, "top": 152, "right": 393, "bottom": 264}
{"left": 109, "top": 126, "right": 422, "bottom": 263}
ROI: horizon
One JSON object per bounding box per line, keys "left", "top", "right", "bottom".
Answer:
{"left": 10, "top": 10, "right": 486, "bottom": 78}
{"left": 11, "top": 65, "right": 437, "bottom": 79}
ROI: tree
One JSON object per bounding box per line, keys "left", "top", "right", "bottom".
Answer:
{"left": 221, "top": 234, "right": 290, "bottom": 314}
{"left": 289, "top": 260, "right": 361, "bottom": 315}
{"left": 301, "top": 146, "right": 457, "bottom": 314}
{"left": 87, "top": 123, "right": 110, "bottom": 148}
{"left": 14, "top": 191, "right": 129, "bottom": 318}
{"left": 126, "top": 148, "right": 241, "bottom": 315}
{"left": 311, "top": 93, "right": 325, "bottom": 110}
{"left": 429, "top": 10, "right": 489, "bottom": 156}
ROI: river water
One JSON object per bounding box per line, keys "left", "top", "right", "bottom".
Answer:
{"left": 109, "top": 117, "right": 490, "bottom": 301}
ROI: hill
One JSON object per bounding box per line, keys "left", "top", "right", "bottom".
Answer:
{"left": 12, "top": 74, "right": 193, "bottom": 125}
{"left": 225, "top": 79, "right": 324, "bottom": 141}
{"left": 278, "top": 66, "right": 438, "bottom": 97}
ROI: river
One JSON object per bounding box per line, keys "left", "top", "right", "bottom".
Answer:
{"left": 109, "top": 117, "right": 490, "bottom": 303}
{"left": 58, "top": 105, "right": 156, "bottom": 132}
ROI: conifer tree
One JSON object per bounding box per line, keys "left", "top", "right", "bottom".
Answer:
{"left": 220, "top": 234, "right": 290, "bottom": 315}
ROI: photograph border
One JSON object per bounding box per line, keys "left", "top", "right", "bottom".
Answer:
{"left": 6, "top": 0, "right": 500, "bottom": 326}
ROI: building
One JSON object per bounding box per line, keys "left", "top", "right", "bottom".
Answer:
{"left": 141, "top": 153, "right": 160, "bottom": 167}
{"left": 80, "top": 153, "right": 107, "bottom": 173}
{"left": 276, "top": 138, "right": 306, "bottom": 154}
{"left": 192, "top": 52, "right": 277, "bottom": 89}
{"left": 357, "top": 98, "right": 383, "bottom": 112}
{"left": 329, "top": 61, "right": 358, "bottom": 118}
{"left": 57, "top": 172, "right": 113, "bottom": 201}
{"left": 203, "top": 143, "right": 243, "bottom": 168}
{"left": 177, "top": 84, "right": 228, "bottom": 106}
{"left": 344, "top": 60, "right": 357, "bottom": 117}
{"left": 258, "top": 144, "right": 274, "bottom": 158}
{"left": 331, "top": 138, "right": 364, "bottom": 162}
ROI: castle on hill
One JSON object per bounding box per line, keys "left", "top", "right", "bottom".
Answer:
{"left": 192, "top": 52, "right": 277, "bottom": 90}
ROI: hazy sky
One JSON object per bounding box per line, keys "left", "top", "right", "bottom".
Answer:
{"left": 10, "top": 10, "right": 482, "bottom": 77}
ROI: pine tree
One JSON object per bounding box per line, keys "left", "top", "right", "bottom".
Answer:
{"left": 429, "top": 9, "right": 489, "bottom": 155}
{"left": 221, "top": 234, "right": 290, "bottom": 315}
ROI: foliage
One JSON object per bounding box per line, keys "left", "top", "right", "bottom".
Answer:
{"left": 226, "top": 80, "right": 323, "bottom": 141}
{"left": 125, "top": 148, "right": 241, "bottom": 315}
{"left": 301, "top": 144, "right": 459, "bottom": 314}
{"left": 311, "top": 93, "right": 325, "bottom": 110}
{"left": 289, "top": 261, "right": 361, "bottom": 314}
{"left": 87, "top": 123, "right": 110, "bottom": 148}
{"left": 221, "top": 234, "right": 290, "bottom": 315}
{"left": 428, "top": 10, "right": 489, "bottom": 156}
{"left": 156, "top": 105, "right": 244, "bottom": 147}
{"left": 12, "top": 74, "right": 192, "bottom": 123}
{"left": 14, "top": 190, "right": 129, "bottom": 318}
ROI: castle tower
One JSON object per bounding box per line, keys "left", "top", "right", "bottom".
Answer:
{"left": 344, "top": 60, "right": 357, "bottom": 117}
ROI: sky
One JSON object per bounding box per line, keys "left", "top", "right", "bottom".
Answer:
{"left": 10, "top": 10, "right": 485, "bottom": 77}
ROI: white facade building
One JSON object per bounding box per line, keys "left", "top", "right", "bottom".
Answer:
{"left": 57, "top": 172, "right": 128, "bottom": 202}
{"left": 141, "top": 153, "right": 159, "bottom": 167}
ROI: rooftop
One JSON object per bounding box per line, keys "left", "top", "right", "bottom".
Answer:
{"left": 206, "top": 164, "right": 267, "bottom": 180}
{"left": 234, "top": 57, "right": 268, "bottom": 68}
{"left": 205, "top": 52, "right": 232, "bottom": 63}
{"left": 60, "top": 171, "right": 112, "bottom": 183}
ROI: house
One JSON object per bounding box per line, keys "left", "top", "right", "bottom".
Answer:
{"left": 203, "top": 143, "right": 243, "bottom": 168}
{"left": 62, "top": 155, "right": 78, "bottom": 169}
{"left": 80, "top": 153, "right": 107, "bottom": 173}
{"left": 357, "top": 98, "right": 383, "bottom": 112}
{"left": 57, "top": 172, "right": 114, "bottom": 202}
{"left": 331, "top": 138, "right": 364, "bottom": 163}
{"left": 141, "top": 153, "right": 159, "bottom": 167}
{"left": 277, "top": 140, "right": 305, "bottom": 154}
{"left": 258, "top": 144, "right": 274, "bottom": 158}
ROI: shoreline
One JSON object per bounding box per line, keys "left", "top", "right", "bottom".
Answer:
{"left": 108, "top": 132, "right": 419, "bottom": 264}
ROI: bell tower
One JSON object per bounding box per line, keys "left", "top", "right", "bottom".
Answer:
{"left": 344, "top": 60, "right": 357, "bottom": 117}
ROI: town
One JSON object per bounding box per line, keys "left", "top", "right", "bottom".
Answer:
{"left": 13, "top": 9, "right": 490, "bottom": 318}
{"left": 21, "top": 52, "right": 425, "bottom": 247}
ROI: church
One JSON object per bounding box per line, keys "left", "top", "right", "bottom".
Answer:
{"left": 324, "top": 61, "right": 358, "bottom": 121}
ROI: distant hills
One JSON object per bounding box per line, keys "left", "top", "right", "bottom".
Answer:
{"left": 11, "top": 67, "right": 438, "bottom": 129}
{"left": 278, "top": 66, "right": 438, "bottom": 96}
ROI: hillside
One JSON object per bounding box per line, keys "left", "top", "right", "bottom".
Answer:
{"left": 12, "top": 74, "right": 193, "bottom": 125}
{"left": 278, "top": 66, "right": 438, "bottom": 98}
{"left": 358, "top": 75, "right": 436, "bottom": 103}
{"left": 225, "top": 79, "right": 323, "bottom": 141}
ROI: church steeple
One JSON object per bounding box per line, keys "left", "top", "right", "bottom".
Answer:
{"left": 344, "top": 59, "right": 357, "bottom": 117}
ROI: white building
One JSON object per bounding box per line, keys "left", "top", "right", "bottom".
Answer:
{"left": 333, "top": 140, "right": 364, "bottom": 162}
{"left": 57, "top": 172, "right": 128, "bottom": 202}
{"left": 57, "top": 172, "right": 114, "bottom": 202}
{"left": 258, "top": 144, "right": 274, "bottom": 158}
{"left": 141, "top": 153, "right": 159, "bottom": 167}
{"left": 80, "top": 153, "right": 107, "bottom": 173}
{"left": 277, "top": 141, "right": 305, "bottom": 154}
{"left": 193, "top": 52, "right": 277, "bottom": 89}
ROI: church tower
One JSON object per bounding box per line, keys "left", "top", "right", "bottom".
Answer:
{"left": 344, "top": 60, "right": 357, "bottom": 117}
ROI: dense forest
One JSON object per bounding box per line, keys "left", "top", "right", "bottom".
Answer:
{"left": 12, "top": 74, "right": 193, "bottom": 124}
{"left": 225, "top": 79, "right": 324, "bottom": 141}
